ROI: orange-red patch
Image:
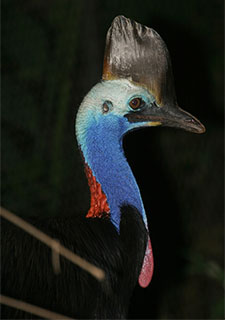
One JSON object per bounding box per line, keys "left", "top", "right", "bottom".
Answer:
{"left": 85, "top": 164, "right": 110, "bottom": 218}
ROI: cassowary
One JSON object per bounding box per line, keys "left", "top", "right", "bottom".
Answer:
{"left": 1, "top": 16, "right": 205, "bottom": 319}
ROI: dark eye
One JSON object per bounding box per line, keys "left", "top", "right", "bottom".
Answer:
{"left": 129, "top": 98, "right": 143, "bottom": 110}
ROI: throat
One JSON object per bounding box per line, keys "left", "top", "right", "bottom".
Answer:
{"left": 78, "top": 116, "right": 147, "bottom": 232}
{"left": 82, "top": 146, "right": 147, "bottom": 232}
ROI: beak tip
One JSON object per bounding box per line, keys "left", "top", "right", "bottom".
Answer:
{"left": 182, "top": 111, "right": 206, "bottom": 134}
{"left": 190, "top": 119, "right": 206, "bottom": 134}
{"left": 198, "top": 125, "right": 206, "bottom": 134}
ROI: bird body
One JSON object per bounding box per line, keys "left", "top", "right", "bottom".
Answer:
{"left": 1, "top": 16, "right": 205, "bottom": 319}
{"left": 1, "top": 205, "right": 147, "bottom": 318}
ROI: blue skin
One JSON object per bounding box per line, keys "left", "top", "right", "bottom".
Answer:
{"left": 76, "top": 79, "right": 156, "bottom": 232}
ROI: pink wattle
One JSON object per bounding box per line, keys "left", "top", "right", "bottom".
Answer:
{"left": 138, "top": 236, "right": 154, "bottom": 288}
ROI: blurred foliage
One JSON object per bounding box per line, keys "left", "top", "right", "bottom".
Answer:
{"left": 2, "top": 0, "right": 224, "bottom": 319}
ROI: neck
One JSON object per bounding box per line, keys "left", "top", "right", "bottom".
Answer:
{"left": 79, "top": 115, "right": 147, "bottom": 232}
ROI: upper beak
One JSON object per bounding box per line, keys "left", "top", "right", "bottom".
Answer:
{"left": 125, "top": 102, "right": 205, "bottom": 134}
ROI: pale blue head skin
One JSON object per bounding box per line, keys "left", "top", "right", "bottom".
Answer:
{"left": 76, "top": 79, "right": 156, "bottom": 232}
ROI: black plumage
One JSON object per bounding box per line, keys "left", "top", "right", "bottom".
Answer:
{"left": 1, "top": 205, "right": 147, "bottom": 319}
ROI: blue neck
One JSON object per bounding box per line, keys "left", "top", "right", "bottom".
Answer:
{"left": 79, "top": 114, "right": 147, "bottom": 232}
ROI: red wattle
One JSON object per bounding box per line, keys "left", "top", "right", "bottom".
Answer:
{"left": 138, "top": 237, "right": 154, "bottom": 288}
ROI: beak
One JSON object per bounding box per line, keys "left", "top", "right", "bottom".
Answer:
{"left": 125, "top": 102, "right": 205, "bottom": 134}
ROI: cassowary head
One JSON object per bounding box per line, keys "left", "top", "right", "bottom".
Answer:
{"left": 76, "top": 15, "right": 205, "bottom": 148}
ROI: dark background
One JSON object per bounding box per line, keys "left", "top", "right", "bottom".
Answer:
{"left": 2, "top": 0, "right": 224, "bottom": 319}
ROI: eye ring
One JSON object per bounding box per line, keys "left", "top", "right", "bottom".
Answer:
{"left": 129, "top": 98, "right": 143, "bottom": 110}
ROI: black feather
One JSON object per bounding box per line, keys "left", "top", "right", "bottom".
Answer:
{"left": 1, "top": 205, "right": 147, "bottom": 319}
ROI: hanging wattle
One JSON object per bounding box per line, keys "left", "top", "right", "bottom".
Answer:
{"left": 139, "top": 238, "right": 154, "bottom": 287}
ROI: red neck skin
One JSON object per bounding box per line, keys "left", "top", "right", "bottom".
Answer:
{"left": 84, "top": 164, "right": 110, "bottom": 218}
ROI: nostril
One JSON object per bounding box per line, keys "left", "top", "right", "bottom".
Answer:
{"left": 186, "top": 117, "right": 197, "bottom": 123}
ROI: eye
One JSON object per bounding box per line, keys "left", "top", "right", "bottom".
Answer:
{"left": 129, "top": 98, "right": 144, "bottom": 110}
